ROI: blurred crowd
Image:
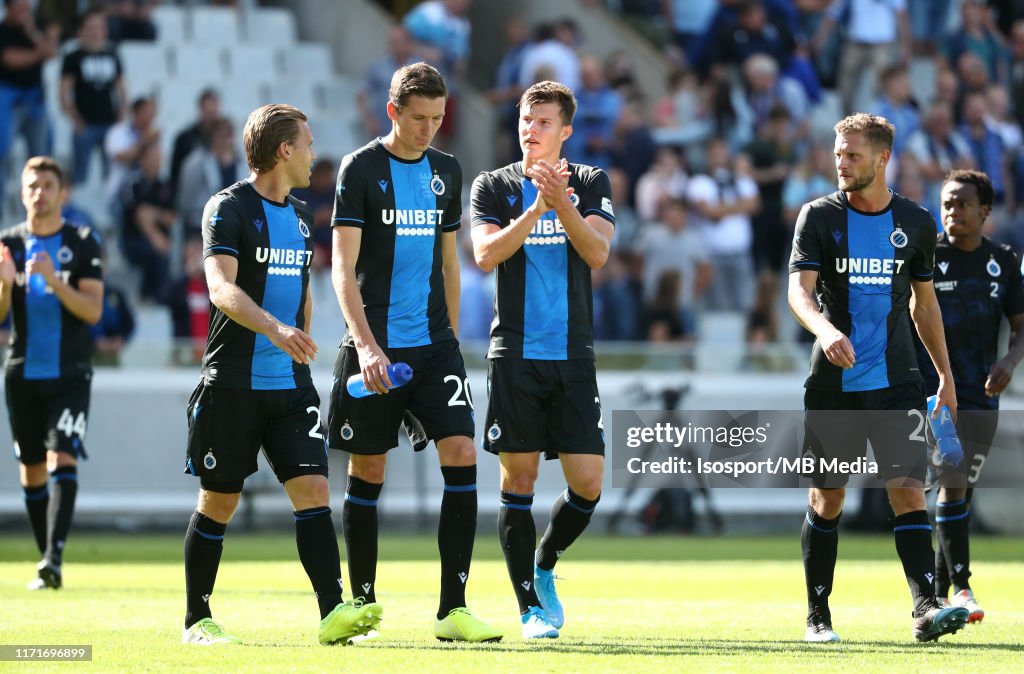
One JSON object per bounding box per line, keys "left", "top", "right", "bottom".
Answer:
{"left": 5, "top": 0, "right": 1024, "bottom": 365}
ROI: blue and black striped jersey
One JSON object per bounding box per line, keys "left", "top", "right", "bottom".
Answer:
{"left": 790, "top": 191, "right": 936, "bottom": 392}
{"left": 332, "top": 139, "right": 462, "bottom": 349}
{"left": 914, "top": 234, "right": 1024, "bottom": 409}
{"left": 470, "top": 161, "right": 615, "bottom": 360}
{"left": 1, "top": 222, "right": 103, "bottom": 380}
{"left": 200, "top": 180, "right": 315, "bottom": 390}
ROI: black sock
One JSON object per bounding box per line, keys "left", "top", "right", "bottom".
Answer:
{"left": 499, "top": 491, "right": 540, "bottom": 614}
{"left": 44, "top": 467, "right": 78, "bottom": 567}
{"left": 802, "top": 505, "right": 840, "bottom": 613}
{"left": 23, "top": 484, "right": 49, "bottom": 555}
{"left": 437, "top": 465, "right": 477, "bottom": 619}
{"left": 184, "top": 511, "right": 226, "bottom": 628}
{"left": 935, "top": 498, "right": 971, "bottom": 593}
{"left": 537, "top": 488, "right": 600, "bottom": 570}
{"left": 295, "top": 506, "right": 344, "bottom": 619}
{"left": 934, "top": 535, "right": 952, "bottom": 599}
{"left": 342, "top": 476, "right": 382, "bottom": 603}
{"left": 893, "top": 510, "right": 937, "bottom": 616}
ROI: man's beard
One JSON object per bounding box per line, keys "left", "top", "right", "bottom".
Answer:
{"left": 839, "top": 167, "right": 875, "bottom": 193}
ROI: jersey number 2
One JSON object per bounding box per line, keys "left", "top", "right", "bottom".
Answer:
{"left": 306, "top": 406, "right": 325, "bottom": 440}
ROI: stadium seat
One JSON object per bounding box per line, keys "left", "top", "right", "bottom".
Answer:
{"left": 218, "top": 79, "right": 270, "bottom": 124}
{"left": 189, "top": 6, "right": 241, "bottom": 46}
{"left": 151, "top": 5, "right": 187, "bottom": 45}
{"left": 224, "top": 45, "right": 281, "bottom": 80}
{"left": 243, "top": 7, "right": 297, "bottom": 46}
{"left": 119, "top": 41, "right": 171, "bottom": 99}
{"left": 307, "top": 116, "right": 359, "bottom": 160}
{"left": 280, "top": 44, "right": 334, "bottom": 80}
{"left": 265, "top": 81, "right": 318, "bottom": 118}
{"left": 172, "top": 45, "right": 226, "bottom": 80}
{"left": 318, "top": 77, "right": 362, "bottom": 118}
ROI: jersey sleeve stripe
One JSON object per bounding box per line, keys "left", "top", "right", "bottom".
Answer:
{"left": 207, "top": 245, "right": 239, "bottom": 255}
{"left": 583, "top": 208, "right": 616, "bottom": 223}
{"left": 792, "top": 261, "right": 821, "bottom": 267}
{"left": 333, "top": 217, "right": 364, "bottom": 223}
{"left": 472, "top": 216, "right": 501, "bottom": 225}
{"left": 912, "top": 271, "right": 933, "bottom": 279}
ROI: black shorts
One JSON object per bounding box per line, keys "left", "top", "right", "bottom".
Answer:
{"left": 328, "top": 340, "right": 475, "bottom": 454}
{"left": 483, "top": 357, "right": 604, "bottom": 460}
{"left": 185, "top": 384, "right": 329, "bottom": 485}
{"left": 803, "top": 383, "right": 928, "bottom": 487}
{"left": 928, "top": 409, "right": 999, "bottom": 489}
{"left": 5, "top": 372, "right": 91, "bottom": 464}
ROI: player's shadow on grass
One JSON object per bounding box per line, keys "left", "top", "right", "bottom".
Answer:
{"left": 352, "top": 637, "right": 1021, "bottom": 657}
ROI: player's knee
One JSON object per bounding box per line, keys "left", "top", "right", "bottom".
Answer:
{"left": 437, "top": 436, "right": 477, "bottom": 466}
{"left": 570, "top": 475, "right": 603, "bottom": 502}
{"left": 49, "top": 450, "right": 77, "bottom": 469}
{"left": 197, "top": 489, "right": 241, "bottom": 523}
{"left": 349, "top": 456, "right": 386, "bottom": 484}
{"left": 809, "top": 488, "right": 844, "bottom": 518}
{"left": 502, "top": 471, "right": 538, "bottom": 495}
{"left": 887, "top": 486, "right": 925, "bottom": 514}
{"left": 21, "top": 462, "right": 48, "bottom": 487}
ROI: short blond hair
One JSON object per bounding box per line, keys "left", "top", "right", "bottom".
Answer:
{"left": 833, "top": 113, "right": 895, "bottom": 153}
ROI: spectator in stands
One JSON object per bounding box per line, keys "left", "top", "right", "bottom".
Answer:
{"left": 61, "top": 180, "right": 96, "bottom": 230}
{"left": 176, "top": 117, "right": 246, "bottom": 236}
{"left": 635, "top": 197, "right": 711, "bottom": 340}
{"left": 170, "top": 89, "right": 221, "bottom": 202}
{"left": 119, "top": 141, "right": 174, "bottom": 303}
{"left": 869, "top": 64, "right": 920, "bottom": 159}
{"left": 741, "top": 53, "right": 809, "bottom": 141}
{"left": 651, "top": 66, "right": 710, "bottom": 148}
{"left": 518, "top": 20, "right": 580, "bottom": 90}
{"left": 959, "top": 91, "right": 1007, "bottom": 203}
{"left": 291, "top": 158, "right": 335, "bottom": 279}
{"left": 945, "top": 0, "right": 1007, "bottom": 84}
{"left": 907, "top": 0, "right": 952, "bottom": 57}
{"left": 607, "top": 167, "right": 640, "bottom": 251}
{"left": 643, "top": 270, "right": 687, "bottom": 342}
{"left": 0, "top": 0, "right": 58, "bottom": 202}
{"left": 710, "top": 0, "right": 797, "bottom": 71}
{"left": 162, "top": 237, "right": 207, "bottom": 366}
{"left": 564, "top": 55, "right": 622, "bottom": 170}
{"left": 592, "top": 250, "right": 641, "bottom": 341}
{"left": 36, "top": 0, "right": 83, "bottom": 41}
{"left": 486, "top": 17, "right": 531, "bottom": 166}
{"left": 60, "top": 9, "right": 125, "bottom": 186}
{"left": 1008, "top": 20, "right": 1024, "bottom": 130}
{"left": 812, "top": 0, "right": 910, "bottom": 115}
{"left": 634, "top": 146, "right": 688, "bottom": 222}
{"left": 358, "top": 25, "right": 420, "bottom": 140}
{"left": 91, "top": 281, "right": 135, "bottom": 367}
{"left": 905, "top": 103, "right": 975, "bottom": 207}
{"left": 955, "top": 51, "right": 993, "bottom": 115}
{"left": 105, "top": 0, "right": 156, "bottom": 43}
{"left": 686, "top": 137, "right": 759, "bottom": 313}
{"left": 744, "top": 105, "right": 797, "bottom": 331}
{"left": 663, "top": 0, "right": 717, "bottom": 66}
{"left": 985, "top": 84, "right": 1022, "bottom": 152}
{"left": 609, "top": 99, "right": 657, "bottom": 204}
{"left": 782, "top": 142, "right": 835, "bottom": 226}
{"left": 456, "top": 225, "right": 492, "bottom": 342}
{"left": 604, "top": 49, "right": 641, "bottom": 99}
{"left": 104, "top": 96, "right": 159, "bottom": 202}
{"left": 402, "top": 0, "right": 471, "bottom": 77}
{"left": 933, "top": 65, "right": 961, "bottom": 112}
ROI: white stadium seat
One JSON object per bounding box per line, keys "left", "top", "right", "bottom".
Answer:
{"left": 189, "top": 6, "right": 241, "bottom": 45}
{"left": 152, "top": 5, "right": 186, "bottom": 45}
{"left": 119, "top": 42, "right": 170, "bottom": 99}
{"left": 172, "top": 45, "right": 225, "bottom": 80}
{"left": 280, "top": 44, "right": 334, "bottom": 80}
{"left": 224, "top": 44, "right": 280, "bottom": 79}
{"left": 243, "top": 8, "right": 297, "bottom": 46}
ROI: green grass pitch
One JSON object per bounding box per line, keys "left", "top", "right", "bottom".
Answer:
{"left": 1, "top": 534, "right": 1021, "bottom": 672}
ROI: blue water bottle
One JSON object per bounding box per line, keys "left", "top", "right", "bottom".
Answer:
{"left": 926, "top": 395, "right": 964, "bottom": 466}
{"left": 346, "top": 362, "right": 413, "bottom": 398}
{"left": 25, "top": 240, "right": 48, "bottom": 297}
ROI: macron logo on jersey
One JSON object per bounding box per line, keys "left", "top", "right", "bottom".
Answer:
{"left": 836, "top": 257, "right": 904, "bottom": 285}
{"left": 256, "top": 247, "right": 312, "bottom": 276}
